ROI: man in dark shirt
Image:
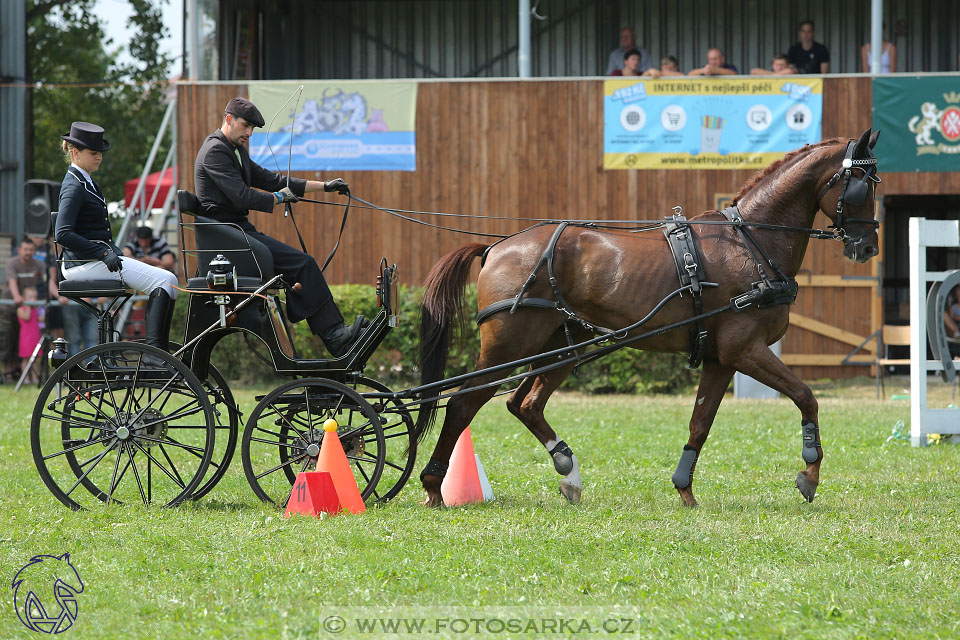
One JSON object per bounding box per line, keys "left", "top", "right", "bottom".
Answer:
{"left": 787, "top": 20, "right": 830, "bottom": 74}
{"left": 688, "top": 48, "right": 738, "bottom": 76}
{"left": 123, "top": 226, "right": 176, "bottom": 273}
{"left": 193, "top": 97, "right": 367, "bottom": 357}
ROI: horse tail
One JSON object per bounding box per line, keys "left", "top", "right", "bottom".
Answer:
{"left": 414, "top": 243, "right": 489, "bottom": 440}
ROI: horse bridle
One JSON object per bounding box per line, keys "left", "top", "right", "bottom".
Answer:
{"left": 816, "top": 140, "right": 882, "bottom": 246}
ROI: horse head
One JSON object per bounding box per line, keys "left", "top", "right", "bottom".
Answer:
{"left": 816, "top": 128, "right": 882, "bottom": 263}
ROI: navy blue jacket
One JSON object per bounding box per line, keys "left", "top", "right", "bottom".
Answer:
{"left": 193, "top": 129, "right": 306, "bottom": 226}
{"left": 56, "top": 167, "right": 120, "bottom": 262}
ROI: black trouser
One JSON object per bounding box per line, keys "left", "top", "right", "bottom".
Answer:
{"left": 244, "top": 229, "right": 343, "bottom": 331}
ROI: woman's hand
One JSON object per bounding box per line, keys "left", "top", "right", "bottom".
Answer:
{"left": 101, "top": 251, "right": 122, "bottom": 272}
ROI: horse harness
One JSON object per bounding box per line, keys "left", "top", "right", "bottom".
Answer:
{"left": 817, "top": 140, "right": 881, "bottom": 247}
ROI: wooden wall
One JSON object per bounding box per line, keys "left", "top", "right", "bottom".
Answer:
{"left": 177, "top": 77, "right": 960, "bottom": 379}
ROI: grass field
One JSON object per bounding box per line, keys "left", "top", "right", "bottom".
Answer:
{"left": 2, "top": 376, "right": 960, "bottom": 639}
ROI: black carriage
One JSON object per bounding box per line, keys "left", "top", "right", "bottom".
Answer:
{"left": 31, "top": 191, "right": 416, "bottom": 510}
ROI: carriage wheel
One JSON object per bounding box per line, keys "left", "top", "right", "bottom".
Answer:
{"left": 354, "top": 377, "right": 417, "bottom": 503}
{"left": 240, "top": 378, "right": 386, "bottom": 508}
{"left": 189, "top": 363, "right": 240, "bottom": 500}
{"left": 31, "top": 342, "right": 215, "bottom": 510}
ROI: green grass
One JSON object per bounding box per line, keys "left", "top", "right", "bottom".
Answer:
{"left": 2, "top": 377, "right": 960, "bottom": 639}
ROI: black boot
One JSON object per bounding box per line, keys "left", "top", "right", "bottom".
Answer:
{"left": 319, "top": 315, "right": 369, "bottom": 358}
{"left": 145, "top": 289, "right": 175, "bottom": 352}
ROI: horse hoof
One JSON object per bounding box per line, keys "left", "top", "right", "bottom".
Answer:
{"left": 678, "top": 493, "right": 699, "bottom": 508}
{"left": 795, "top": 472, "right": 818, "bottom": 503}
{"left": 420, "top": 494, "right": 444, "bottom": 508}
{"left": 559, "top": 482, "right": 581, "bottom": 505}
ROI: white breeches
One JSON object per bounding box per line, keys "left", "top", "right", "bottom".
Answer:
{"left": 63, "top": 257, "right": 178, "bottom": 299}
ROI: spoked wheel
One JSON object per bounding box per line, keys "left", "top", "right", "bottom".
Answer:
{"left": 151, "top": 343, "right": 241, "bottom": 501}
{"left": 353, "top": 377, "right": 417, "bottom": 503}
{"left": 241, "top": 378, "right": 385, "bottom": 508}
{"left": 31, "top": 342, "right": 215, "bottom": 510}
{"left": 189, "top": 364, "right": 241, "bottom": 500}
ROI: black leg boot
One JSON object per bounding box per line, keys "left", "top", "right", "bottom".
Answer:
{"left": 310, "top": 314, "right": 369, "bottom": 358}
{"left": 145, "top": 289, "right": 175, "bottom": 353}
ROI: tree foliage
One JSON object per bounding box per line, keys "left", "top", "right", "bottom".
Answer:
{"left": 27, "top": 0, "right": 173, "bottom": 200}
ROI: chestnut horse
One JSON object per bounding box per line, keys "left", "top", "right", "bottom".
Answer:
{"left": 415, "top": 129, "right": 881, "bottom": 507}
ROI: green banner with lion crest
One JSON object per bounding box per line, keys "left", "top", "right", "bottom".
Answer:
{"left": 872, "top": 76, "right": 960, "bottom": 172}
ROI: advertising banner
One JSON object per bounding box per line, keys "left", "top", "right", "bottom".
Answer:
{"left": 872, "top": 76, "right": 960, "bottom": 172}
{"left": 248, "top": 81, "right": 417, "bottom": 172}
{"left": 603, "top": 77, "right": 823, "bottom": 170}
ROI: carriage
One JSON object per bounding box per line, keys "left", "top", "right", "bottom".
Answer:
{"left": 31, "top": 130, "right": 884, "bottom": 510}
{"left": 31, "top": 189, "right": 416, "bottom": 510}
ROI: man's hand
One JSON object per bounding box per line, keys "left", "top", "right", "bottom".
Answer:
{"left": 101, "top": 251, "right": 123, "bottom": 272}
{"left": 324, "top": 178, "right": 349, "bottom": 195}
{"left": 274, "top": 186, "right": 299, "bottom": 203}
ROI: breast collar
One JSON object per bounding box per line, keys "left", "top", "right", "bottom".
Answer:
{"left": 67, "top": 167, "right": 106, "bottom": 206}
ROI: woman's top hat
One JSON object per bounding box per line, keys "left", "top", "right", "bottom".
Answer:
{"left": 61, "top": 121, "right": 111, "bottom": 152}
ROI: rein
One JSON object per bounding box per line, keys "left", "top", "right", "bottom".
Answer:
{"left": 298, "top": 195, "right": 843, "bottom": 240}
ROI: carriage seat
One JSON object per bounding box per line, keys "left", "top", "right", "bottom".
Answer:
{"left": 177, "top": 190, "right": 278, "bottom": 292}
{"left": 58, "top": 279, "right": 129, "bottom": 298}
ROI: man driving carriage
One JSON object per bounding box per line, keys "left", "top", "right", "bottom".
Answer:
{"left": 193, "top": 97, "right": 368, "bottom": 357}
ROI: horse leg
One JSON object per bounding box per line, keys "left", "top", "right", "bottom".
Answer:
{"left": 505, "top": 353, "right": 582, "bottom": 504}
{"left": 672, "top": 358, "right": 735, "bottom": 507}
{"left": 731, "top": 344, "right": 822, "bottom": 502}
{"left": 420, "top": 380, "right": 501, "bottom": 508}
{"left": 420, "top": 317, "right": 563, "bottom": 507}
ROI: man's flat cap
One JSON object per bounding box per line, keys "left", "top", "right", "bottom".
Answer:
{"left": 224, "top": 97, "right": 265, "bottom": 128}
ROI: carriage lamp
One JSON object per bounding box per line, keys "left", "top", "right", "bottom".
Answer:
{"left": 206, "top": 254, "right": 237, "bottom": 291}
{"left": 206, "top": 254, "right": 237, "bottom": 327}
{"left": 48, "top": 338, "right": 69, "bottom": 369}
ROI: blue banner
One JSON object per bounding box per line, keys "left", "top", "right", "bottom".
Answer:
{"left": 248, "top": 81, "right": 417, "bottom": 172}
{"left": 603, "top": 78, "right": 823, "bottom": 170}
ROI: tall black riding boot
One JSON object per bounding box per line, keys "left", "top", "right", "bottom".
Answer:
{"left": 145, "top": 289, "right": 175, "bottom": 352}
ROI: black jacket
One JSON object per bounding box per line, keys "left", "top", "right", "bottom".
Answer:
{"left": 56, "top": 167, "right": 120, "bottom": 262}
{"left": 193, "top": 129, "right": 306, "bottom": 225}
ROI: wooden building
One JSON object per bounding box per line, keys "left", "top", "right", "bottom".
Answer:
{"left": 177, "top": 75, "right": 960, "bottom": 380}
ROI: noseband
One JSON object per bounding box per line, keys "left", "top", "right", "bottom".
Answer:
{"left": 816, "top": 140, "right": 882, "bottom": 247}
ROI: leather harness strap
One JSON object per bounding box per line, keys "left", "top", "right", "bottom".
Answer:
{"left": 663, "top": 212, "right": 709, "bottom": 369}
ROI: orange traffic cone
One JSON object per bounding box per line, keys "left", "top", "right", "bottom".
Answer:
{"left": 440, "top": 427, "right": 491, "bottom": 506}
{"left": 315, "top": 418, "right": 366, "bottom": 514}
{"left": 284, "top": 471, "right": 341, "bottom": 518}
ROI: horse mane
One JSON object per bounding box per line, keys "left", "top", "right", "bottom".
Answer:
{"left": 732, "top": 137, "right": 846, "bottom": 204}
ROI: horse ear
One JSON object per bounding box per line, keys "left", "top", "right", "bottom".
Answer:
{"left": 869, "top": 129, "right": 882, "bottom": 149}
{"left": 852, "top": 129, "right": 871, "bottom": 157}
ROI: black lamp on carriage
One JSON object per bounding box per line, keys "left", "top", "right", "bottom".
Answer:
{"left": 206, "top": 254, "right": 237, "bottom": 327}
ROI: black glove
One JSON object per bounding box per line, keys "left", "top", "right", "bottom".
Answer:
{"left": 324, "top": 178, "right": 349, "bottom": 195}
{"left": 101, "top": 250, "right": 122, "bottom": 272}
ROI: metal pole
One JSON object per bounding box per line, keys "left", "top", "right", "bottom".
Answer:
{"left": 518, "top": 0, "right": 531, "bottom": 78}
{"left": 189, "top": 0, "right": 200, "bottom": 79}
{"left": 870, "top": 0, "right": 883, "bottom": 74}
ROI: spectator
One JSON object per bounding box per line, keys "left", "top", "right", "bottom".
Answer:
{"left": 688, "top": 48, "right": 738, "bottom": 76}
{"left": 787, "top": 20, "right": 830, "bottom": 74}
{"left": 17, "top": 286, "right": 43, "bottom": 384}
{"left": 1, "top": 239, "right": 45, "bottom": 381}
{"left": 750, "top": 53, "right": 797, "bottom": 75}
{"left": 610, "top": 49, "right": 644, "bottom": 77}
{"left": 605, "top": 27, "right": 652, "bottom": 76}
{"left": 26, "top": 234, "right": 67, "bottom": 343}
{"left": 650, "top": 55, "right": 685, "bottom": 77}
{"left": 123, "top": 225, "right": 176, "bottom": 273}
{"left": 861, "top": 31, "right": 896, "bottom": 73}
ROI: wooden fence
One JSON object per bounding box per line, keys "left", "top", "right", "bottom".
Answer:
{"left": 177, "top": 78, "right": 960, "bottom": 379}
